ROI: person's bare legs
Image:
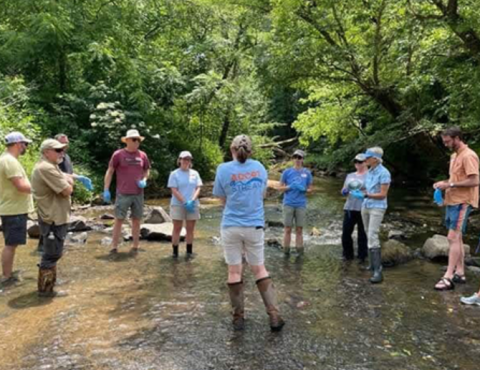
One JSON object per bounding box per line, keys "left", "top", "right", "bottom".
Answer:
{"left": 283, "top": 226, "right": 292, "bottom": 254}
{"left": 435, "top": 229, "right": 462, "bottom": 289}
{"left": 172, "top": 220, "right": 183, "bottom": 246}
{"left": 131, "top": 218, "right": 141, "bottom": 250}
{"left": 250, "top": 264, "right": 269, "bottom": 281}
{"left": 1, "top": 245, "right": 16, "bottom": 278}
{"left": 456, "top": 235, "right": 465, "bottom": 276}
{"left": 228, "top": 264, "right": 243, "bottom": 284}
{"left": 295, "top": 227, "right": 303, "bottom": 253}
{"left": 111, "top": 218, "right": 124, "bottom": 252}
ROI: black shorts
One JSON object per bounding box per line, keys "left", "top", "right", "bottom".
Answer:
{"left": 1, "top": 214, "right": 28, "bottom": 246}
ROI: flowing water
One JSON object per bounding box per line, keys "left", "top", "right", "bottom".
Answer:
{"left": 1, "top": 177, "right": 480, "bottom": 370}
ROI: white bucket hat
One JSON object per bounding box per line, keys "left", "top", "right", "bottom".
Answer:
{"left": 121, "top": 129, "right": 145, "bottom": 143}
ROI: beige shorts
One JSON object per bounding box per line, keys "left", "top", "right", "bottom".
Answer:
{"left": 221, "top": 227, "right": 265, "bottom": 266}
{"left": 283, "top": 205, "right": 307, "bottom": 228}
{"left": 170, "top": 205, "right": 200, "bottom": 221}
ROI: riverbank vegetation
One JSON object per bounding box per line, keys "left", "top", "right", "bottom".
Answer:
{"left": 1, "top": 0, "right": 480, "bottom": 189}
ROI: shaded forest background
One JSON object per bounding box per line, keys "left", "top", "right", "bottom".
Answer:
{"left": 2, "top": 0, "right": 480, "bottom": 199}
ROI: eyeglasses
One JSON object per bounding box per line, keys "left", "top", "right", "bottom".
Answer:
{"left": 354, "top": 160, "right": 365, "bottom": 164}
{"left": 21, "top": 142, "right": 29, "bottom": 147}
{"left": 131, "top": 138, "right": 140, "bottom": 142}
{"left": 54, "top": 148, "right": 64, "bottom": 153}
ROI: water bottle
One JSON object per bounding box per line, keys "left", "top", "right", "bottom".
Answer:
{"left": 47, "top": 232, "right": 55, "bottom": 241}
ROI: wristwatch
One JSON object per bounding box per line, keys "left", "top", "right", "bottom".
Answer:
{"left": 449, "top": 182, "right": 455, "bottom": 188}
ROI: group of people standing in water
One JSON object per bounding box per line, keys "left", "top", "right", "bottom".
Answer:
{"left": 1, "top": 126, "right": 480, "bottom": 333}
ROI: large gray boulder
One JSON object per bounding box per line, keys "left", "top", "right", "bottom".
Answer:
{"left": 381, "top": 240, "right": 413, "bottom": 266}
{"left": 143, "top": 206, "right": 171, "bottom": 224}
{"left": 68, "top": 216, "right": 92, "bottom": 232}
{"left": 422, "top": 234, "right": 471, "bottom": 260}
{"left": 140, "top": 223, "right": 185, "bottom": 241}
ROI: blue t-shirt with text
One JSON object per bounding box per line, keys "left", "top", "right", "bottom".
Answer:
{"left": 213, "top": 159, "right": 267, "bottom": 228}
{"left": 280, "top": 167, "right": 313, "bottom": 208}
{"left": 167, "top": 169, "right": 203, "bottom": 206}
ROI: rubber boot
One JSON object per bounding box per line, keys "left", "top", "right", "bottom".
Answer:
{"left": 296, "top": 246, "right": 304, "bottom": 256}
{"left": 186, "top": 244, "right": 193, "bottom": 256}
{"left": 172, "top": 245, "right": 179, "bottom": 258}
{"left": 256, "top": 277, "right": 285, "bottom": 332}
{"left": 37, "top": 267, "right": 56, "bottom": 297}
{"left": 364, "top": 250, "right": 373, "bottom": 271}
{"left": 369, "top": 248, "right": 383, "bottom": 284}
{"left": 227, "top": 281, "right": 245, "bottom": 331}
{"left": 283, "top": 246, "right": 290, "bottom": 256}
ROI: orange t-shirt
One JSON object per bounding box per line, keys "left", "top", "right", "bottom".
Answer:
{"left": 445, "top": 145, "right": 479, "bottom": 208}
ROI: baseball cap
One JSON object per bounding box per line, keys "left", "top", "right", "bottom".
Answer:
{"left": 5, "top": 132, "right": 32, "bottom": 145}
{"left": 231, "top": 135, "right": 252, "bottom": 151}
{"left": 179, "top": 151, "right": 193, "bottom": 159}
{"left": 293, "top": 149, "right": 306, "bottom": 158}
{"left": 354, "top": 154, "right": 366, "bottom": 162}
{"left": 40, "top": 139, "right": 67, "bottom": 151}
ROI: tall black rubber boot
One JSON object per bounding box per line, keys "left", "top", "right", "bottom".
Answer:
{"left": 369, "top": 248, "right": 383, "bottom": 284}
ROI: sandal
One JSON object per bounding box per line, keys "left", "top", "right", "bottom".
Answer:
{"left": 434, "top": 277, "right": 455, "bottom": 291}
{"left": 452, "top": 274, "right": 466, "bottom": 284}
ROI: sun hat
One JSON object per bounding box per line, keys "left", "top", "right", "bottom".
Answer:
{"left": 121, "top": 129, "right": 145, "bottom": 143}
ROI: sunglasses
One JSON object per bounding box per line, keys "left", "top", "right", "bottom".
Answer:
{"left": 54, "top": 148, "right": 64, "bottom": 153}
{"left": 354, "top": 160, "right": 365, "bottom": 164}
{"left": 293, "top": 155, "right": 304, "bottom": 160}
{"left": 130, "top": 138, "right": 140, "bottom": 142}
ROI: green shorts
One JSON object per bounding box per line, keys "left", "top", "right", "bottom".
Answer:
{"left": 283, "top": 205, "right": 307, "bottom": 228}
{"left": 115, "top": 193, "right": 144, "bottom": 220}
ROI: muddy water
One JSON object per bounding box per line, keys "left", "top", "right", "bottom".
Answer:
{"left": 1, "top": 178, "right": 480, "bottom": 370}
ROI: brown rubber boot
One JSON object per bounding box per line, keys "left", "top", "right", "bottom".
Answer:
{"left": 38, "top": 267, "right": 55, "bottom": 297}
{"left": 256, "top": 277, "right": 285, "bottom": 332}
{"left": 228, "top": 281, "right": 245, "bottom": 330}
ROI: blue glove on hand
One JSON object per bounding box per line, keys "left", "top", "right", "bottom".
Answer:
{"left": 103, "top": 190, "right": 111, "bottom": 203}
{"left": 184, "top": 200, "right": 196, "bottom": 213}
{"left": 341, "top": 188, "right": 349, "bottom": 196}
{"left": 137, "top": 179, "right": 147, "bottom": 189}
{"left": 350, "top": 189, "right": 365, "bottom": 200}
{"left": 291, "top": 183, "right": 306, "bottom": 192}
{"left": 433, "top": 188, "right": 444, "bottom": 206}
{"left": 77, "top": 175, "right": 93, "bottom": 191}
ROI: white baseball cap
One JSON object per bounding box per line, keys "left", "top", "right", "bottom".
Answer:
{"left": 5, "top": 132, "right": 32, "bottom": 145}
{"left": 179, "top": 151, "right": 193, "bottom": 159}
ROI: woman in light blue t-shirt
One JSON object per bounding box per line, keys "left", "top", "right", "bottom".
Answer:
{"left": 167, "top": 151, "right": 203, "bottom": 258}
{"left": 213, "top": 135, "right": 285, "bottom": 332}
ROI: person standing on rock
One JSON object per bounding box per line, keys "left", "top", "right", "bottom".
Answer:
{"left": 103, "top": 129, "right": 150, "bottom": 255}
{"left": 0, "top": 132, "right": 34, "bottom": 287}
{"left": 31, "top": 139, "right": 73, "bottom": 297}
{"left": 350, "top": 147, "right": 391, "bottom": 284}
{"left": 279, "top": 149, "right": 313, "bottom": 256}
{"left": 433, "top": 127, "right": 479, "bottom": 291}
{"left": 168, "top": 151, "right": 203, "bottom": 258}
{"left": 213, "top": 134, "right": 285, "bottom": 332}
{"left": 341, "top": 154, "right": 368, "bottom": 263}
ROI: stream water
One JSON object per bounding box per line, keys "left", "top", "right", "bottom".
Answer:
{"left": 1, "top": 176, "right": 480, "bottom": 370}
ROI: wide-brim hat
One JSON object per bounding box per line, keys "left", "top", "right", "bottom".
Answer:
{"left": 121, "top": 129, "right": 145, "bottom": 143}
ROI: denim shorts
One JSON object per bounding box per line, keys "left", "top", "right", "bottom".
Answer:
{"left": 1, "top": 214, "right": 28, "bottom": 246}
{"left": 445, "top": 204, "right": 472, "bottom": 234}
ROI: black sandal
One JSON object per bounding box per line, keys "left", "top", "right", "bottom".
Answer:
{"left": 452, "top": 274, "right": 466, "bottom": 284}
{"left": 434, "top": 277, "right": 455, "bottom": 291}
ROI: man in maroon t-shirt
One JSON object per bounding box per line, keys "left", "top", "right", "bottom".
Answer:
{"left": 104, "top": 129, "right": 150, "bottom": 254}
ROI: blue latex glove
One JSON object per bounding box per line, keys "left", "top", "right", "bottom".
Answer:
{"left": 291, "top": 183, "right": 306, "bottom": 192}
{"left": 77, "top": 175, "right": 93, "bottom": 191}
{"left": 433, "top": 188, "right": 444, "bottom": 206}
{"left": 103, "top": 190, "right": 111, "bottom": 203}
{"left": 184, "top": 200, "right": 196, "bottom": 213}
{"left": 350, "top": 189, "right": 365, "bottom": 200}
{"left": 137, "top": 179, "right": 147, "bottom": 189}
{"left": 341, "top": 188, "right": 349, "bottom": 196}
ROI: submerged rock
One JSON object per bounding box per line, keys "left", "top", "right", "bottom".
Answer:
{"left": 422, "top": 234, "right": 471, "bottom": 260}
{"left": 68, "top": 216, "right": 92, "bottom": 232}
{"left": 266, "top": 220, "right": 284, "bottom": 228}
{"left": 388, "top": 230, "right": 406, "bottom": 240}
{"left": 381, "top": 240, "right": 413, "bottom": 266}
{"left": 266, "top": 238, "right": 282, "bottom": 249}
